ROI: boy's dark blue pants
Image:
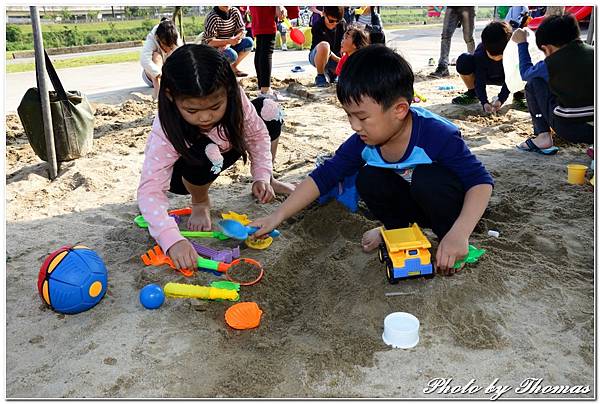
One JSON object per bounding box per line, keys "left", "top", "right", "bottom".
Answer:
{"left": 356, "top": 164, "right": 465, "bottom": 240}
{"left": 526, "top": 78, "right": 594, "bottom": 144}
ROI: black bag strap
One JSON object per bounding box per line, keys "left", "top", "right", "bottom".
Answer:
{"left": 41, "top": 50, "right": 72, "bottom": 109}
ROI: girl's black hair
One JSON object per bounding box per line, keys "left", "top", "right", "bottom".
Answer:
{"left": 155, "top": 18, "right": 179, "bottom": 47}
{"left": 536, "top": 13, "right": 580, "bottom": 50}
{"left": 345, "top": 25, "right": 370, "bottom": 49}
{"left": 158, "top": 44, "right": 246, "bottom": 165}
{"left": 337, "top": 44, "right": 414, "bottom": 110}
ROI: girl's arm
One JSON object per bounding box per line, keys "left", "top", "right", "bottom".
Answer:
{"left": 137, "top": 116, "right": 185, "bottom": 253}
{"left": 238, "top": 87, "right": 273, "bottom": 185}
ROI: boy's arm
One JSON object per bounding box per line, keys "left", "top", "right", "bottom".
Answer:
{"left": 251, "top": 177, "right": 321, "bottom": 237}
{"left": 517, "top": 42, "right": 549, "bottom": 82}
{"left": 436, "top": 184, "right": 492, "bottom": 272}
{"left": 474, "top": 62, "right": 489, "bottom": 106}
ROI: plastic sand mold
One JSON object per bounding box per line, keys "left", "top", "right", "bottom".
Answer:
{"left": 453, "top": 245, "right": 486, "bottom": 270}
{"left": 225, "top": 302, "right": 263, "bottom": 329}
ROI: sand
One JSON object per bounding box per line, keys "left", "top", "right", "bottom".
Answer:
{"left": 5, "top": 71, "right": 594, "bottom": 398}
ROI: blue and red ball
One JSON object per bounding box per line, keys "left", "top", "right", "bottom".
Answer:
{"left": 37, "top": 245, "right": 108, "bottom": 314}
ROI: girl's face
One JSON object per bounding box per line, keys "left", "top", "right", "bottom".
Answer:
{"left": 341, "top": 32, "right": 357, "bottom": 54}
{"left": 173, "top": 88, "right": 228, "bottom": 132}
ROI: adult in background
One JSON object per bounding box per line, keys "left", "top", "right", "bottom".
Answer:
{"left": 250, "top": 6, "right": 300, "bottom": 100}
{"left": 203, "top": 6, "right": 253, "bottom": 77}
{"left": 429, "top": 6, "right": 476, "bottom": 78}
{"left": 309, "top": 6, "right": 346, "bottom": 87}
{"left": 140, "top": 17, "right": 184, "bottom": 99}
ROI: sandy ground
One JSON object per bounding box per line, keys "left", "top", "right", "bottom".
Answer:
{"left": 5, "top": 69, "right": 595, "bottom": 398}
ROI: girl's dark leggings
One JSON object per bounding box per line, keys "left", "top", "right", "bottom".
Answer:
{"left": 355, "top": 164, "right": 465, "bottom": 240}
{"left": 254, "top": 34, "right": 276, "bottom": 89}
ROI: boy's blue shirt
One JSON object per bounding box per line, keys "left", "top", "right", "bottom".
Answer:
{"left": 473, "top": 43, "right": 511, "bottom": 105}
{"left": 517, "top": 42, "right": 549, "bottom": 82}
{"left": 309, "top": 107, "right": 494, "bottom": 195}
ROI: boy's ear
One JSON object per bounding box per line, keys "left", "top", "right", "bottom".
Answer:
{"left": 392, "top": 99, "right": 411, "bottom": 119}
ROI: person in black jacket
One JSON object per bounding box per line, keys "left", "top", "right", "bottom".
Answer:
{"left": 309, "top": 6, "right": 346, "bottom": 87}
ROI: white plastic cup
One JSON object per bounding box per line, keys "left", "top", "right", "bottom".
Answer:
{"left": 382, "top": 312, "right": 420, "bottom": 349}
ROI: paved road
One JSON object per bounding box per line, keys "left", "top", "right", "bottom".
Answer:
{"left": 6, "top": 24, "right": 490, "bottom": 113}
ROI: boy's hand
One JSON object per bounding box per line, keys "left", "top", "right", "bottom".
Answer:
{"left": 491, "top": 98, "right": 503, "bottom": 113}
{"left": 435, "top": 228, "right": 469, "bottom": 275}
{"left": 252, "top": 180, "right": 275, "bottom": 204}
{"left": 167, "top": 239, "right": 199, "bottom": 270}
{"left": 483, "top": 103, "right": 494, "bottom": 114}
{"left": 249, "top": 213, "right": 283, "bottom": 238}
{"left": 511, "top": 28, "right": 527, "bottom": 44}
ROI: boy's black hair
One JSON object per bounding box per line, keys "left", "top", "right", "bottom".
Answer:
{"left": 158, "top": 44, "right": 246, "bottom": 165}
{"left": 344, "top": 25, "right": 370, "bottom": 49}
{"left": 155, "top": 18, "right": 179, "bottom": 47}
{"left": 337, "top": 44, "right": 414, "bottom": 110}
{"left": 536, "top": 13, "right": 581, "bottom": 49}
{"left": 323, "top": 6, "right": 344, "bottom": 20}
{"left": 481, "top": 21, "right": 512, "bottom": 56}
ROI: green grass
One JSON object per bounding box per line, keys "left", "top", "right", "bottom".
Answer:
{"left": 14, "top": 16, "right": 199, "bottom": 34}
{"left": 6, "top": 50, "right": 140, "bottom": 73}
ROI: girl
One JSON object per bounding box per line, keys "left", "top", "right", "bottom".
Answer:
{"left": 140, "top": 17, "right": 183, "bottom": 100}
{"left": 335, "top": 26, "right": 369, "bottom": 77}
{"left": 137, "top": 44, "right": 294, "bottom": 270}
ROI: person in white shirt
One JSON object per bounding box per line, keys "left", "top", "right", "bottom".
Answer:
{"left": 140, "top": 18, "right": 184, "bottom": 99}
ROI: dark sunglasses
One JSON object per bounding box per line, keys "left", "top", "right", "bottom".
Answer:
{"left": 325, "top": 16, "right": 340, "bottom": 24}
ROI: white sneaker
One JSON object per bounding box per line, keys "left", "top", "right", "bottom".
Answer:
{"left": 281, "top": 43, "right": 288, "bottom": 51}
{"left": 259, "top": 90, "right": 288, "bottom": 102}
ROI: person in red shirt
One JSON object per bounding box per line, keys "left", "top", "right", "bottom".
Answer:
{"left": 250, "top": 6, "right": 299, "bottom": 100}
{"left": 335, "top": 26, "right": 369, "bottom": 78}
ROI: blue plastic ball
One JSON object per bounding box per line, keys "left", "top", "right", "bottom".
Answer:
{"left": 139, "top": 284, "right": 165, "bottom": 309}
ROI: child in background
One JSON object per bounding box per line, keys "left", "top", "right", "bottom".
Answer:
{"left": 310, "top": 6, "right": 347, "bottom": 87}
{"left": 452, "top": 21, "right": 525, "bottom": 113}
{"left": 513, "top": 14, "right": 594, "bottom": 153}
{"left": 140, "top": 18, "right": 184, "bottom": 100}
{"left": 353, "top": 6, "right": 386, "bottom": 44}
{"left": 251, "top": 45, "right": 493, "bottom": 273}
{"left": 137, "top": 44, "right": 294, "bottom": 270}
{"left": 335, "top": 26, "right": 369, "bottom": 77}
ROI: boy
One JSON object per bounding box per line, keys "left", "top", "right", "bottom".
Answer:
{"left": 252, "top": 45, "right": 493, "bottom": 273}
{"left": 452, "top": 21, "right": 526, "bottom": 112}
{"left": 513, "top": 14, "right": 594, "bottom": 153}
{"left": 309, "top": 6, "right": 346, "bottom": 87}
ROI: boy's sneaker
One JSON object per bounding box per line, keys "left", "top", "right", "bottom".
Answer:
{"left": 452, "top": 91, "right": 478, "bottom": 105}
{"left": 512, "top": 92, "right": 528, "bottom": 111}
{"left": 281, "top": 43, "right": 288, "bottom": 51}
{"left": 315, "top": 74, "right": 329, "bottom": 87}
{"left": 429, "top": 65, "right": 449, "bottom": 78}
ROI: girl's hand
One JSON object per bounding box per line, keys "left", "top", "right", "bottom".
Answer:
{"left": 167, "top": 239, "right": 199, "bottom": 270}
{"left": 252, "top": 180, "right": 275, "bottom": 204}
{"left": 249, "top": 213, "right": 283, "bottom": 238}
{"left": 435, "top": 228, "right": 469, "bottom": 275}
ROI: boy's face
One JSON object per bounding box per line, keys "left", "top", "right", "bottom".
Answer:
{"left": 342, "top": 96, "right": 410, "bottom": 146}
{"left": 323, "top": 13, "right": 340, "bottom": 30}
{"left": 485, "top": 50, "right": 503, "bottom": 61}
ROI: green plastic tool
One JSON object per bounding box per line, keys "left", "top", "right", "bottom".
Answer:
{"left": 452, "top": 245, "right": 486, "bottom": 269}
{"left": 134, "top": 215, "right": 229, "bottom": 240}
{"left": 210, "top": 281, "right": 241, "bottom": 291}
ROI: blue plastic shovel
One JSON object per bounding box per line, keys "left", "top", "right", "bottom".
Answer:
{"left": 218, "top": 219, "right": 280, "bottom": 240}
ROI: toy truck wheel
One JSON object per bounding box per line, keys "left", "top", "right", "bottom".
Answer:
{"left": 385, "top": 259, "right": 398, "bottom": 284}
{"left": 378, "top": 243, "right": 387, "bottom": 263}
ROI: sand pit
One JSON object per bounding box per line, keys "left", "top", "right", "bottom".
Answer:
{"left": 5, "top": 72, "right": 594, "bottom": 398}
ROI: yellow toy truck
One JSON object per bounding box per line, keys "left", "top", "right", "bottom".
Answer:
{"left": 378, "top": 223, "right": 435, "bottom": 283}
